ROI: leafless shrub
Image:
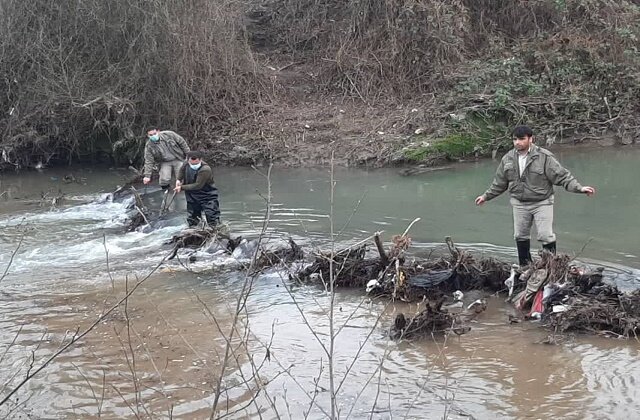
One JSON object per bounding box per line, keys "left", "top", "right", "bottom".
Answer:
{"left": 0, "top": 0, "right": 266, "bottom": 168}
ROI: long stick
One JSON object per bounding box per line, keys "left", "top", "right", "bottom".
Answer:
{"left": 159, "top": 191, "right": 177, "bottom": 216}
{"left": 373, "top": 232, "right": 389, "bottom": 266}
{"left": 1, "top": 221, "right": 26, "bottom": 283}
{"left": 402, "top": 217, "right": 421, "bottom": 237}
{"left": 158, "top": 190, "right": 169, "bottom": 215}
{"left": 0, "top": 257, "right": 167, "bottom": 406}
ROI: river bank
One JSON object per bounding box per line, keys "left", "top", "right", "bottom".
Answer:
{"left": 3, "top": 1, "right": 639, "bottom": 172}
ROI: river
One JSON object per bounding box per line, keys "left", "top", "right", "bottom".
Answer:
{"left": 1, "top": 146, "right": 639, "bottom": 419}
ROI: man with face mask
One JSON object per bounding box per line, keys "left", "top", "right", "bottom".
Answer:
{"left": 174, "top": 150, "right": 220, "bottom": 227}
{"left": 142, "top": 129, "right": 190, "bottom": 191}
{"left": 474, "top": 125, "right": 595, "bottom": 266}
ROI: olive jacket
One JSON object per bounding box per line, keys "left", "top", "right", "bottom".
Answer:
{"left": 482, "top": 145, "right": 584, "bottom": 203}
{"left": 143, "top": 131, "right": 190, "bottom": 176}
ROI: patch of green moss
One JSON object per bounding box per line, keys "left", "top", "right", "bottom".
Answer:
{"left": 402, "top": 112, "right": 512, "bottom": 163}
{"left": 403, "top": 146, "right": 431, "bottom": 161}
{"left": 403, "top": 132, "right": 493, "bottom": 162}
{"left": 431, "top": 133, "right": 480, "bottom": 157}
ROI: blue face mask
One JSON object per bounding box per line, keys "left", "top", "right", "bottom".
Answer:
{"left": 189, "top": 162, "right": 202, "bottom": 170}
{"left": 148, "top": 134, "right": 160, "bottom": 142}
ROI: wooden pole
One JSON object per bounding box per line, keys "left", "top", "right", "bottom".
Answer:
{"left": 374, "top": 232, "right": 389, "bottom": 266}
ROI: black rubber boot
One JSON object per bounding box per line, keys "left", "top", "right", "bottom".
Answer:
{"left": 542, "top": 241, "right": 557, "bottom": 254}
{"left": 516, "top": 240, "right": 532, "bottom": 267}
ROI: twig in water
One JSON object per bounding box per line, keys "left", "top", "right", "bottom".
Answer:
{"left": 134, "top": 205, "right": 150, "bottom": 226}
{"left": 0, "top": 254, "right": 170, "bottom": 407}
{"left": 209, "top": 164, "right": 274, "bottom": 418}
{"left": 1, "top": 222, "right": 26, "bottom": 284}
{"left": 570, "top": 237, "right": 594, "bottom": 262}
{"left": 401, "top": 217, "right": 421, "bottom": 237}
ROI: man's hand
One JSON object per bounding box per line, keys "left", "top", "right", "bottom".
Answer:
{"left": 175, "top": 180, "right": 182, "bottom": 187}
{"left": 474, "top": 195, "right": 486, "bottom": 206}
{"left": 174, "top": 185, "right": 182, "bottom": 193}
{"left": 581, "top": 186, "right": 596, "bottom": 196}
{"left": 143, "top": 177, "right": 151, "bottom": 185}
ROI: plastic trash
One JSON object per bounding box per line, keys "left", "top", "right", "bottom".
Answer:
{"left": 505, "top": 264, "right": 518, "bottom": 297}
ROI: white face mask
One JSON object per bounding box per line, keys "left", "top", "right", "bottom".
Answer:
{"left": 189, "top": 162, "right": 202, "bottom": 170}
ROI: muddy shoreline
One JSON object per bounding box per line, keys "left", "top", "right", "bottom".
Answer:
{"left": 1, "top": 135, "right": 635, "bottom": 174}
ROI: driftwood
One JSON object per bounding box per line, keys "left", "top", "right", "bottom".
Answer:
{"left": 124, "top": 187, "right": 152, "bottom": 232}
{"left": 391, "top": 297, "right": 488, "bottom": 340}
{"left": 165, "top": 226, "right": 234, "bottom": 260}
{"left": 297, "top": 244, "right": 383, "bottom": 287}
{"left": 398, "top": 166, "right": 453, "bottom": 177}
{"left": 165, "top": 227, "right": 305, "bottom": 270}
{"left": 543, "top": 266, "right": 640, "bottom": 338}
{"left": 255, "top": 238, "right": 304, "bottom": 269}
{"left": 297, "top": 239, "right": 511, "bottom": 303}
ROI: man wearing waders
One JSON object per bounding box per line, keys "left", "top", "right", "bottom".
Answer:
{"left": 174, "top": 151, "right": 220, "bottom": 227}
{"left": 142, "top": 129, "right": 191, "bottom": 191}
{"left": 474, "top": 125, "right": 595, "bottom": 266}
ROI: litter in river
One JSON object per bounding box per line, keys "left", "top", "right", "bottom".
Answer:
{"left": 111, "top": 186, "right": 640, "bottom": 342}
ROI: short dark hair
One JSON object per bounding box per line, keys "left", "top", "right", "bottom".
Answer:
{"left": 187, "top": 150, "right": 203, "bottom": 160}
{"left": 512, "top": 125, "right": 533, "bottom": 138}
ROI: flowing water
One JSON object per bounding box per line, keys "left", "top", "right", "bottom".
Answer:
{"left": 1, "top": 146, "right": 639, "bottom": 419}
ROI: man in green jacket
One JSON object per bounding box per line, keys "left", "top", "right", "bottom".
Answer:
{"left": 475, "top": 125, "right": 595, "bottom": 266}
{"left": 142, "top": 129, "right": 191, "bottom": 190}
{"left": 174, "top": 150, "right": 220, "bottom": 227}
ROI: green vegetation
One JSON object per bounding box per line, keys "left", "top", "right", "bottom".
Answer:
{"left": 403, "top": 114, "right": 509, "bottom": 162}
{"left": 403, "top": 134, "right": 480, "bottom": 162}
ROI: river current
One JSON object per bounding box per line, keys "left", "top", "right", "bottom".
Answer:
{"left": 1, "top": 146, "right": 639, "bottom": 418}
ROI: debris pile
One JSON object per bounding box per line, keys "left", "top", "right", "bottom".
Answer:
{"left": 547, "top": 268, "right": 639, "bottom": 338}
{"left": 391, "top": 296, "right": 488, "bottom": 340}
{"left": 297, "top": 235, "right": 510, "bottom": 303}
{"left": 506, "top": 251, "right": 640, "bottom": 339}
{"left": 117, "top": 200, "right": 639, "bottom": 341}
{"left": 255, "top": 238, "right": 304, "bottom": 269}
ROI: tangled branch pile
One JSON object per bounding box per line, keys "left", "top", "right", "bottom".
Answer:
{"left": 503, "top": 251, "right": 640, "bottom": 338}
{"left": 545, "top": 268, "right": 640, "bottom": 338}
{"left": 114, "top": 191, "right": 639, "bottom": 341}
{"left": 297, "top": 236, "right": 510, "bottom": 302}
{"left": 294, "top": 233, "right": 639, "bottom": 340}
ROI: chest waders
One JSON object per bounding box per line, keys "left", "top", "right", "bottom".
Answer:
{"left": 184, "top": 166, "right": 220, "bottom": 227}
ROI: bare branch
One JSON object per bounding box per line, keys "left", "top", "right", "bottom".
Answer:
{"left": 0, "top": 222, "right": 26, "bottom": 284}
{"left": 0, "top": 253, "right": 170, "bottom": 407}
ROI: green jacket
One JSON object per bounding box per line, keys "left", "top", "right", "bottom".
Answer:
{"left": 177, "top": 161, "right": 215, "bottom": 191}
{"left": 143, "top": 131, "right": 190, "bottom": 176}
{"left": 482, "top": 145, "right": 584, "bottom": 203}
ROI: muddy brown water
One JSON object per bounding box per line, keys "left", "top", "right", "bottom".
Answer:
{"left": 1, "top": 147, "right": 639, "bottom": 418}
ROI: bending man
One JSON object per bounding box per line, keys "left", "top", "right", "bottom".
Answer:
{"left": 175, "top": 151, "right": 221, "bottom": 227}
{"left": 142, "top": 129, "right": 190, "bottom": 190}
{"left": 475, "top": 125, "right": 595, "bottom": 266}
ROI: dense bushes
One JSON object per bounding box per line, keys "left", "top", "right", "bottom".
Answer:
{"left": 1, "top": 0, "right": 638, "bottom": 169}
{"left": 0, "top": 0, "right": 264, "bottom": 168}
{"left": 260, "top": 0, "right": 639, "bottom": 153}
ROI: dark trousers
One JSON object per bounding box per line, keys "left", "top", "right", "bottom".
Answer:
{"left": 186, "top": 194, "right": 220, "bottom": 227}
